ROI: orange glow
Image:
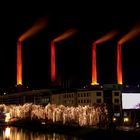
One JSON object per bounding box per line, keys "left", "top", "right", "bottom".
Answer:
{"left": 91, "top": 43, "right": 99, "bottom": 85}
{"left": 51, "top": 41, "right": 56, "bottom": 81}
{"left": 95, "top": 31, "right": 118, "bottom": 44}
{"left": 117, "top": 44, "right": 122, "bottom": 84}
{"left": 19, "top": 17, "right": 48, "bottom": 42}
{"left": 53, "top": 28, "right": 78, "bottom": 42}
{"left": 118, "top": 23, "right": 140, "bottom": 44}
{"left": 17, "top": 41, "right": 22, "bottom": 85}
{"left": 51, "top": 28, "right": 78, "bottom": 82}
{"left": 91, "top": 31, "right": 118, "bottom": 85}
{"left": 117, "top": 24, "right": 140, "bottom": 85}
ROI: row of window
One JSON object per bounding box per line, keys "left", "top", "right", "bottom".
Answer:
{"left": 78, "top": 99, "right": 102, "bottom": 104}
{"left": 78, "top": 99, "right": 91, "bottom": 103}
{"left": 78, "top": 92, "right": 89, "bottom": 97}
{"left": 78, "top": 92, "right": 102, "bottom": 97}
{"left": 63, "top": 91, "right": 118, "bottom": 99}
{"left": 63, "top": 92, "right": 118, "bottom": 97}
{"left": 64, "top": 100, "right": 74, "bottom": 104}
{"left": 63, "top": 93, "right": 74, "bottom": 98}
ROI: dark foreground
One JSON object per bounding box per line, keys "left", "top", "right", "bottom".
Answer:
{"left": 3, "top": 120, "right": 140, "bottom": 140}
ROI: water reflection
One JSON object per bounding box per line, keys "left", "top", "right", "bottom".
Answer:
{"left": 2, "top": 127, "right": 82, "bottom": 140}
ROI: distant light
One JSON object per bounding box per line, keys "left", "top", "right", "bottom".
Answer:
{"left": 113, "top": 117, "right": 116, "bottom": 122}
{"left": 124, "top": 117, "right": 129, "bottom": 122}
{"left": 136, "top": 122, "right": 139, "bottom": 128}
{"left": 126, "top": 85, "right": 129, "bottom": 88}
{"left": 41, "top": 122, "right": 46, "bottom": 125}
{"left": 5, "top": 113, "right": 10, "bottom": 122}
{"left": 4, "top": 92, "right": 6, "bottom": 95}
{"left": 137, "top": 85, "right": 140, "bottom": 87}
{"left": 91, "top": 82, "right": 99, "bottom": 86}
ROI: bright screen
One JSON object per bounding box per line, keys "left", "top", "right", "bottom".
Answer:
{"left": 122, "top": 93, "right": 140, "bottom": 109}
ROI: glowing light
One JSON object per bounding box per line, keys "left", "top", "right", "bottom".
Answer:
{"left": 118, "top": 23, "right": 140, "bottom": 44}
{"left": 17, "top": 41, "right": 22, "bottom": 85}
{"left": 18, "top": 17, "right": 48, "bottom": 42}
{"left": 91, "top": 31, "right": 118, "bottom": 85}
{"left": 0, "top": 103, "right": 108, "bottom": 127}
{"left": 95, "top": 31, "right": 118, "bottom": 44}
{"left": 124, "top": 117, "right": 129, "bottom": 122}
{"left": 5, "top": 113, "right": 11, "bottom": 122}
{"left": 4, "top": 127, "right": 10, "bottom": 139}
{"left": 51, "top": 42, "right": 56, "bottom": 81}
{"left": 53, "top": 29, "right": 78, "bottom": 42}
{"left": 117, "top": 44, "right": 122, "bottom": 84}
{"left": 91, "top": 43, "right": 99, "bottom": 85}
{"left": 118, "top": 24, "right": 140, "bottom": 84}
{"left": 113, "top": 117, "right": 116, "bottom": 122}
{"left": 51, "top": 28, "right": 78, "bottom": 82}
{"left": 17, "top": 17, "right": 48, "bottom": 85}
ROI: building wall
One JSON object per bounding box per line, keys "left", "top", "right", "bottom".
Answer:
{"left": 63, "top": 92, "right": 75, "bottom": 106}
{"left": 112, "top": 90, "right": 121, "bottom": 113}
{"left": 51, "top": 90, "right": 104, "bottom": 106}
{"left": 51, "top": 94, "right": 63, "bottom": 105}
{"left": 112, "top": 90, "right": 121, "bottom": 105}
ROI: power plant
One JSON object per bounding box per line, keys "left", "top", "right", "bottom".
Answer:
{"left": 1, "top": 17, "right": 140, "bottom": 132}
{"left": 15, "top": 18, "right": 140, "bottom": 89}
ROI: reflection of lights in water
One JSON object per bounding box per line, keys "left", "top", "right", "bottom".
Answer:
{"left": 4, "top": 127, "right": 10, "bottom": 139}
{"left": 53, "top": 133, "right": 56, "bottom": 140}
{"left": 1, "top": 127, "right": 82, "bottom": 140}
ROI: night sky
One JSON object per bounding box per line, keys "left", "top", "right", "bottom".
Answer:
{"left": 0, "top": 2, "right": 140, "bottom": 89}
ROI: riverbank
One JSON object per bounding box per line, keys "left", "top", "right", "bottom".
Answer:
{"left": 3, "top": 119, "right": 140, "bottom": 139}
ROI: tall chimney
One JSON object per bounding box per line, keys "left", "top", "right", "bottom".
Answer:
{"left": 91, "top": 43, "right": 99, "bottom": 85}
{"left": 51, "top": 41, "right": 56, "bottom": 82}
{"left": 117, "top": 44, "right": 123, "bottom": 84}
{"left": 17, "top": 41, "right": 22, "bottom": 85}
